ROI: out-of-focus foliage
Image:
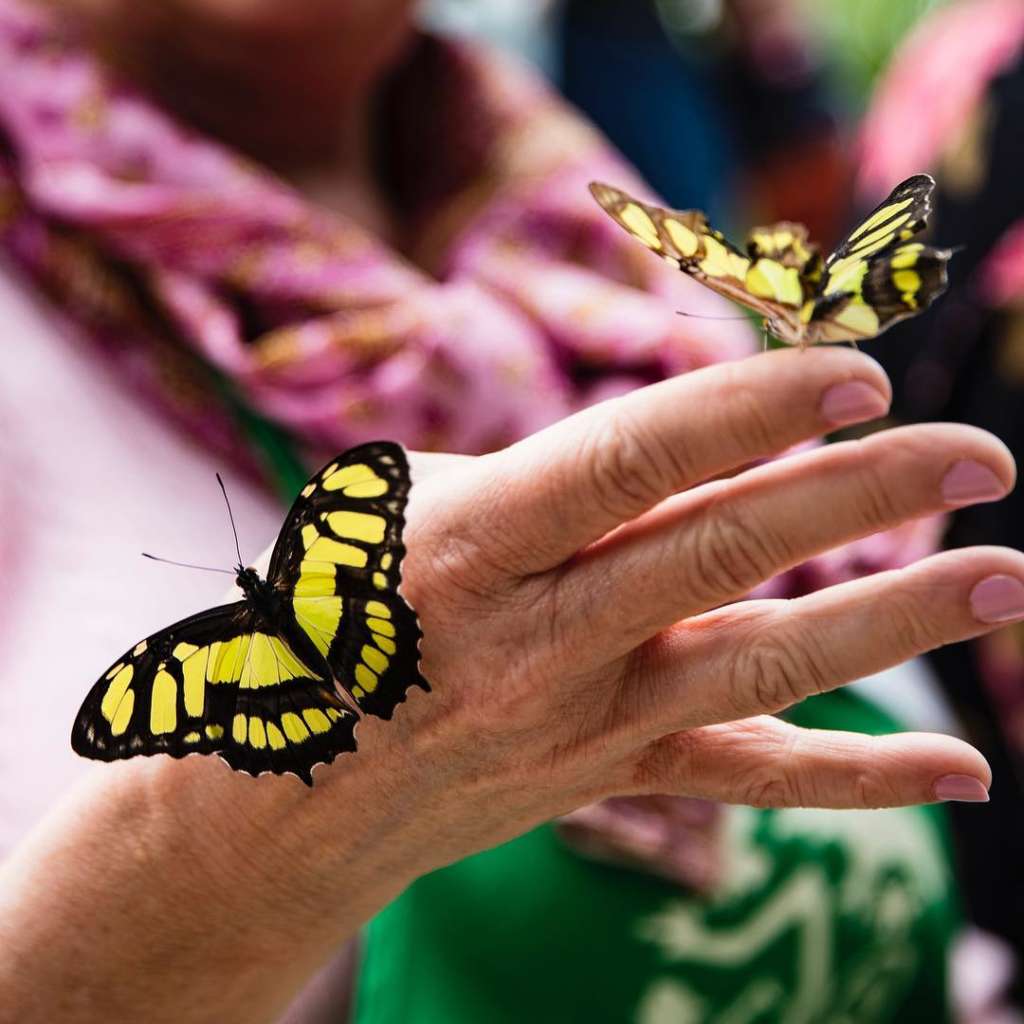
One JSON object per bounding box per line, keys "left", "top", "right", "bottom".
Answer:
{"left": 798, "top": 0, "right": 952, "bottom": 105}
{"left": 655, "top": 0, "right": 951, "bottom": 107}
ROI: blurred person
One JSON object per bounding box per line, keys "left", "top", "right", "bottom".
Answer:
{"left": 559, "top": 0, "right": 849, "bottom": 242}
{"left": 0, "top": 2, "right": 1013, "bottom": 1022}
{"left": 857, "top": 0, "right": 1024, "bottom": 1003}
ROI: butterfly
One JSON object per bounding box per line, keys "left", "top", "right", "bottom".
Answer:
{"left": 589, "top": 174, "right": 953, "bottom": 346}
{"left": 72, "top": 442, "right": 427, "bottom": 786}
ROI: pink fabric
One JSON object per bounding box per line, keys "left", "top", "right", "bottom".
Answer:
{"left": 0, "top": 0, "right": 745, "bottom": 469}
{"left": 0, "top": 267, "right": 283, "bottom": 852}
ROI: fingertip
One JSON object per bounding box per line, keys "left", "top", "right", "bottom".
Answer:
{"left": 820, "top": 379, "right": 891, "bottom": 427}
{"left": 934, "top": 773, "right": 990, "bottom": 803}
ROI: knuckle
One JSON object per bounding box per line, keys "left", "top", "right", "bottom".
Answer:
{"left": 851, "top": 766, "right": 902, "bottom": 809}
{"left": 880, "top": 583, "right": 945, "bottom": 655}
{"left": 742, "top": 773, "right": 801, "bottom": 809}
{"left": 731, "top": 632, "right": 829, "bottom": 716}
{"left": 720, "top": 371, "right": 780, "bottom": 455}
{"left": 729, "top": 729, "right": 806, "bottom": 806}
{"left": 584, "top": 409, "right": 694, "bottom": 522}
{"left": 689, "top": 502, "right": 790, "bottom": 601}
{"left": 734, "top": 731, "right": 808, "bottom": 808}
{"left": 853, "top": 450, "right": 907, "bottom": 531}
{"left": 633, "top": 731, "right": 698, "bottom": 792}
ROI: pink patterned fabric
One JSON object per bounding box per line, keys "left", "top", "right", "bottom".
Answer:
{"left": 0, "top": 0, "right": 746, "bottom": 470}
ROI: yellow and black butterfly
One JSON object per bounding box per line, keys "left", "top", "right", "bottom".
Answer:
{"left": 72, "top": 442, "right": 427, "bottom": 786}
{"left": 589, "top": 174, "right": 953, "bottom": 346}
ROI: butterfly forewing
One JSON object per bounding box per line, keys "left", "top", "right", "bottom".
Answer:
{"left": 267, "top": 442, "right": 428, "bottom": 720}
{"left": 825, "top": 174, "right": 936, "bottom": 271}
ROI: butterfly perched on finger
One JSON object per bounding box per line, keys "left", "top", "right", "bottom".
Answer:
{"left": 72, "top": 442, "right": 428, "bottom": 786}
{"left": 589, "top": 174, "right": 953, "bottom": 347}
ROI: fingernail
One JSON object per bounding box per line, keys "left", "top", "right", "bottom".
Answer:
{"left": 941, "top": 460, "right": 1007, "bottom": 505}
{"left": 970, "top": 574, "right": 1024, "bottom": 623}
{"left": 819, "top": 381, "right": 889, "bottom": 426}
{"left": 934, "top": 774, "right": 990, "bottom": 803}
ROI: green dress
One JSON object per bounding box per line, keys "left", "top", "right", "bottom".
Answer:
{"left": 353, "top": 691, "right": 958, "bottom": 1024}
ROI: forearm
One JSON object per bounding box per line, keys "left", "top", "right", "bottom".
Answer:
{"left": 0, "top": 749, "right": 424, "bottom": 1024}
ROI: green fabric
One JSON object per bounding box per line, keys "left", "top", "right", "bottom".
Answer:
{"left": 215, "top": 379, "right": 310, "bottom": 502}
{"left": 354, "top": 690, "right": 958, "bottom": 1024}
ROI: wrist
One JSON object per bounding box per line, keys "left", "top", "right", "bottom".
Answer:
{"left": 139, "top": 739, "right": 424, "bottom": 937}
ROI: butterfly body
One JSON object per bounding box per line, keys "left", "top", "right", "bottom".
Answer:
{"left": 590, "top": 174, "right": 953, "bottom": 346}
{"left": 72, "top": 442, "right": 427, "bottom": 786}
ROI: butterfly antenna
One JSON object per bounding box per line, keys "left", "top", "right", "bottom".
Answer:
{"left": 141, "top": 553, "right": 235, "bottom": 575}
{"left": 675, "top": 311, "right": 752, "bottom": 322}
{"left": 216, "top": 472, "right": 244, "bottom": 571}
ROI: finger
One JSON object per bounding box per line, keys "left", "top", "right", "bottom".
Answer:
{"left": 560, "top": 422, "right": 1015, "bottom": 660}
{"left": 632, "top": 716, "right": 990, "bottom": 809}
{"left": 465, "top": 348, "right": 892, "bottom": 575}
{"left": 628, "top": 546, "right": 1024, "bottom": 732}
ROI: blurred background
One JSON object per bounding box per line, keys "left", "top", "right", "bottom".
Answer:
{"left": 4, "top": 0, "right": 1024, "bottom": 1021}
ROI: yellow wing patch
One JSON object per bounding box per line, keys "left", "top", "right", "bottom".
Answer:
{"left": 746, "top": 260, "right": 802, "bottom": 306}
{"left": 351, "top": 600, "right": 396, "bottom": 700}
{"left": 294, "top": 595, "right": 343, "bottom": 656}
{"left": 322, "top": 462, "right": 389, "bottom": 498}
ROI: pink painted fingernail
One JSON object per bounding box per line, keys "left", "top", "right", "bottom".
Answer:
{"left": 819, "top": 381, "right": 889, "bottom": 426}
{"left": 941, "top": 460, "right": 1007, "bottom": 505}
{"left": 969, "top": 575, "right": 1024, "bottom": 623}
{"left": 934, "top": 774, "right": 989, "bottom": 803}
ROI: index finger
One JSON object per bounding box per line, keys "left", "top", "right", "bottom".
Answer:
{"left": 478, "top": 347, "right": 892, "bottom": 575}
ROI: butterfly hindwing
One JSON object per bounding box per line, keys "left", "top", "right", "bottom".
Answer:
{"left": 267, "top": 442, "right": 428, "bottom": 719}
{"left": 334, "top": 592, "right": 424, "bottom": 719}
{"left": 72, "top": 604, "right": 357, "bottom": 785}
{"left": 810, "top": 175, "right": 952, "bottom": 343}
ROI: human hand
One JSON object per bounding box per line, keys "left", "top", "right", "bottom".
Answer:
{"left": 350, "top": 346, "right": 1019, "bottom": 877}
{"left": 9, "top": 346, "right": 1020, "bottom": 1024}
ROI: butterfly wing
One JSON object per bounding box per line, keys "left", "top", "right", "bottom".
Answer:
{"left": 810, "top": 174, "right": 953, "bottom": 342}
{"left": 72, "top": 603, "right": 356, "bottom": 786}
{"left": 267, "top": 442, "right": 428, "bottom": 720}
{"left": 588, "top": 182, "right": 790, "bottom": 314}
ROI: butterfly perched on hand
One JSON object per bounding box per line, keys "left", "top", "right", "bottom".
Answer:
{"left": 72, "top": 442, "right": 427, "bottom": 786}
{"left": 589, "top": 174, "right": 953, "bottom": 346}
